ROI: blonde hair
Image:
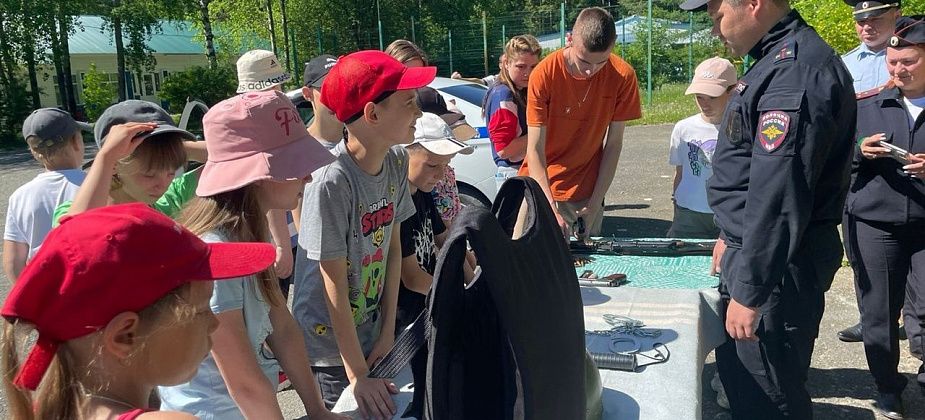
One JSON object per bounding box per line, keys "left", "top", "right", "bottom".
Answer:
{"left": 483, "top": 35, "right": 543, "bottom": 118}
{"left": 118, "top": 133, "right": 187, "bottom": 174}
{"left": 385, "top": 39, "right": 428, "bottom": 65}
{"left": 2, "top": 285, "right": 194, "bottom": 420}
{"left": 178, "top": 185, "right": 284, "bottom": 307}
{"left": 27, "top": 133, "right": 79, "bottom": 167}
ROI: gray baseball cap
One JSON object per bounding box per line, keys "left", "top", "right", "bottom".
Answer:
{"left": 22, "top": 108, "right": 91, "bottom": 147}
{"left": 94, "top": 100, "right": 195, "bottom": 148}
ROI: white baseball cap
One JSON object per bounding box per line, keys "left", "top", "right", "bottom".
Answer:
{"left": 236, "top": 50, "right": 292, "bottom": 93}
{"left": 409, "top": 113, "right": 473, "bottom": 155}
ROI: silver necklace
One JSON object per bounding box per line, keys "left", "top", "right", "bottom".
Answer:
{"left": 565, "top": 48, "right": 594, "bottom": 115}
{"left": 88, "top": 394, "right": 136, "bottom": 410}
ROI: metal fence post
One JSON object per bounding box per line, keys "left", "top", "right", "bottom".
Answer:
{"left": 689, "top": 12, "right": 694, "bottom": 80}
{"left": 560, "top": 2, "right": 566, "bottom": 48}
{"left": 646, "top": 0, "right": 653, "bottom": 105}
{"left": 483, "top": 12, "right": 488, "bottom": 76}
{"left": 449, "top": 30, "right": 454, "bottom": 75}
{"left": 291, "top": 27, "right": 298, "bottom": 70}
{"left": 316, "top": 26, "right": 322, "bottom": 54}
{"left": 622, "top": 15, "right": 626, "bottom": 56}
{"left": 411, "top": 16, "right": 416, "bottom": 43}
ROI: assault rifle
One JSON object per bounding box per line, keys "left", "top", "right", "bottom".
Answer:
{"left": 570, "top": 239, "right": 716, "bottom": 257}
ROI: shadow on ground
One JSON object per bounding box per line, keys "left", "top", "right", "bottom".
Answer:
{"left": 601, "top": 215, "right": 672, "bottom": 238}
{"left": 700, "top": 362, "right": 923, "bottom": 419}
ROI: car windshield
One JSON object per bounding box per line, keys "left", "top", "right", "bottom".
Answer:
{"left": 438, "top": 84, "right": 488, "bottom": 108}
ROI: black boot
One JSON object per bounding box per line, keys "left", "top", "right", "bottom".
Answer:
{"left": 837, "top": 322, "right": 863, "bottom": 342}
{"left": 873, "top": 392, "right": 905, "bottom": 420}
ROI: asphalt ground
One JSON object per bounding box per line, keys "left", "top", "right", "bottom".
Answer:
{"left": 0, "top": 124, "right": 921, "bottom": 419}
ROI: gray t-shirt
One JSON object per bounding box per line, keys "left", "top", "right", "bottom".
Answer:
{"left": 293, "top": 142, "right": 415, "bottom": 366}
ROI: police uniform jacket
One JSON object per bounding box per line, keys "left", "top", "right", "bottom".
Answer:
{"left": 849, "top": 87, "right": 925, "bottom": 224}
{"left": 707, "top": 10, "right": 856, "bottom": 307}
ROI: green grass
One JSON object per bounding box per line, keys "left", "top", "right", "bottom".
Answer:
{"left": 628, "top": 83, "right": 701, "bottom": 127}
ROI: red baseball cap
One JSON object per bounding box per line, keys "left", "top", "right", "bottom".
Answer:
{"left": 320, "top": 50, "right": 437, "bottom": 123}
{"left": 1, "top": 203, "right": 276, "bottom": 390}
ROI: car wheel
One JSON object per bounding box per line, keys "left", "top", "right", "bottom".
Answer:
{"left": 458, "top": 183, "right": 492, "bottom": 209}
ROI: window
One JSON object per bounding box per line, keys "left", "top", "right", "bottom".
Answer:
{"left": 438, "top": 84, "right": 488, "bottom": 108}
{"left": 52, "top": 74, "right": 80, "bottom": 105}
{"left": 143, "top": 74, "right": 154, "bottom": 96}
{"left": 154, "top": 72, "right": 161, "bottom": 91}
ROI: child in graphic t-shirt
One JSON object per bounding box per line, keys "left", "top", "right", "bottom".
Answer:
{"left": 293, "top": 50, "right": 435, "bottom": 416}
{"left": 668, "top": 57, "right": 737, "bottom": 239}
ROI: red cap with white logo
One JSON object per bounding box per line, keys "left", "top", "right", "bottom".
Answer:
{"left": 197, "top": 90, "right": 336, "bottom": 196}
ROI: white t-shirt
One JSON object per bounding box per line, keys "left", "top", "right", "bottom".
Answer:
{"left": 668, "top": 114, "right": 719, "bottom": 214}
{"left": 905, "top": 96, "right": 925, "bottom": 128}
{"left": 4, "top": 169, "right": 85, "bottom": 258}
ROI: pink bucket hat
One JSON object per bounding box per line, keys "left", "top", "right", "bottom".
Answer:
{"left": 197, "top": 90, "right": 336, "bottom": 196}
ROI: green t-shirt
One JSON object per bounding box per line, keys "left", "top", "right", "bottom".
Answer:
{"left": 53, "top": 166, "right": 201, "bottom": 226}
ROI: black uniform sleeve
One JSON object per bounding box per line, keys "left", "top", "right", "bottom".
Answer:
{"left": 727, "top": 65, "right": 849, "bottom": 307}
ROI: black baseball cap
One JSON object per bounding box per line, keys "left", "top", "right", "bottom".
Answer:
{"left": 415, "top": 87, "right": 465, "bottom": 125}
{"left": 891, "top": 15, "right": 925, "bottom": 47}
{"left": 844, "top": 0, "right": 900, "bottom": 21}
{"left": 22, "top": 108, "right": 91, "bottom": 147}
{"left": 303, "top": 54, "right": 338, "bottom": 88}
{"left": 93, "top": 100, "right": 195, "bottom": 148}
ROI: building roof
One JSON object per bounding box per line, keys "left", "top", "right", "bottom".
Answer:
{"left": 70, "top": 15, "right": 212, "bottom": 55}
{"left": 537, "top": 15, "right": 707, "bottom": 50}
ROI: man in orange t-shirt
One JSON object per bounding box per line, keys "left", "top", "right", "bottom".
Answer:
{"left": 520, "top": 6, "right": 642, "bottom": 237}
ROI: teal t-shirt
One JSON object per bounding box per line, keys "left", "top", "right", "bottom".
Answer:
{"left": 52, "top": 166, "right": 201, "bottom": 226}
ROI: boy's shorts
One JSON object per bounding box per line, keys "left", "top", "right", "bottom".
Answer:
{"left": 312, "top": 365, "right": 349, "bottom": 409}
{"left": 668, "top": 204, "right": 719, "bottom": 239}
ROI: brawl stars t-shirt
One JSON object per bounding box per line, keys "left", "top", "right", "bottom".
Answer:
{"left": 294, "top": 142, "right": 415, "bottom": 366}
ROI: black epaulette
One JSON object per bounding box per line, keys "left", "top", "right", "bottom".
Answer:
{"left": 773, "top": 40, "right": 797, "bottom": 63}
{"left": 856, "top": 85, "right": 886, "bottom": 100}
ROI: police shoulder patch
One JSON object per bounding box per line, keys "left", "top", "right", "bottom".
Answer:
{"left": 757, "top": 111, "right": 790, "bottom": 152}
{"left": 856, "top": 84, "right": 885, "bottom": 100}
{"left": 773, "top": 41, "right": 797, "bottom": 63}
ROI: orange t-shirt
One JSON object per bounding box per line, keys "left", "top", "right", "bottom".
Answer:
{"left": 520, "top": 49, "right": 642, "bottom": 201}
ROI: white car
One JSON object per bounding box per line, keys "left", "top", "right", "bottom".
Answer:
{"left": 427, "top": 77, "right": 499, "bottom": 207}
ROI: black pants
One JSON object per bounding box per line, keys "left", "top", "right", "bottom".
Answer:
{"left": 716, "top": 226, "right": 841, "bottom": 419}
{"left": 847, "top": 216, "right": 925, "bottom": 392}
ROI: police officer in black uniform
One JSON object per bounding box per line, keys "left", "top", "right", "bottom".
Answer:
{"left": 848, "top": 16, "right": 925, "bottom": 419}
{"left": 836, "top": 0, "right": 903, "bottom": 345}
{"left": 679, "top": 0, "right": 856, "bottom": 417}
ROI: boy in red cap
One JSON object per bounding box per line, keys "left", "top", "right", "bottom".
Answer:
{"left": 1, "top": 203, "right": 276, "bottom": 420}
{"left": 292, "top": 50, "right": 435, "bottom": 417}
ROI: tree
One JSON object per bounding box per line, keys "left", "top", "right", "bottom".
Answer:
{"left": 159, "top": 65, "right": 236, "bottom": 113}
{"left": 82, "top": 63, "right": 116, "bottom": 121}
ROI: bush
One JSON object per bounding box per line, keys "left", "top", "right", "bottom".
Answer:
{"left": 82, "top": 63, "right": 116, "bottom": 121}
{"left": 0, "top": 77, "right": 32, "bottom": 148}
{"left": 159, "top": 65, "right": 237, "bottom": 113}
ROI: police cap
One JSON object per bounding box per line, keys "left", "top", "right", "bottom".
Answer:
{"left": 890, "top": 15, "right": 925, "bottom": 48}
{"left": 844, "top": 0, "right": 900, "bottom": 21}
